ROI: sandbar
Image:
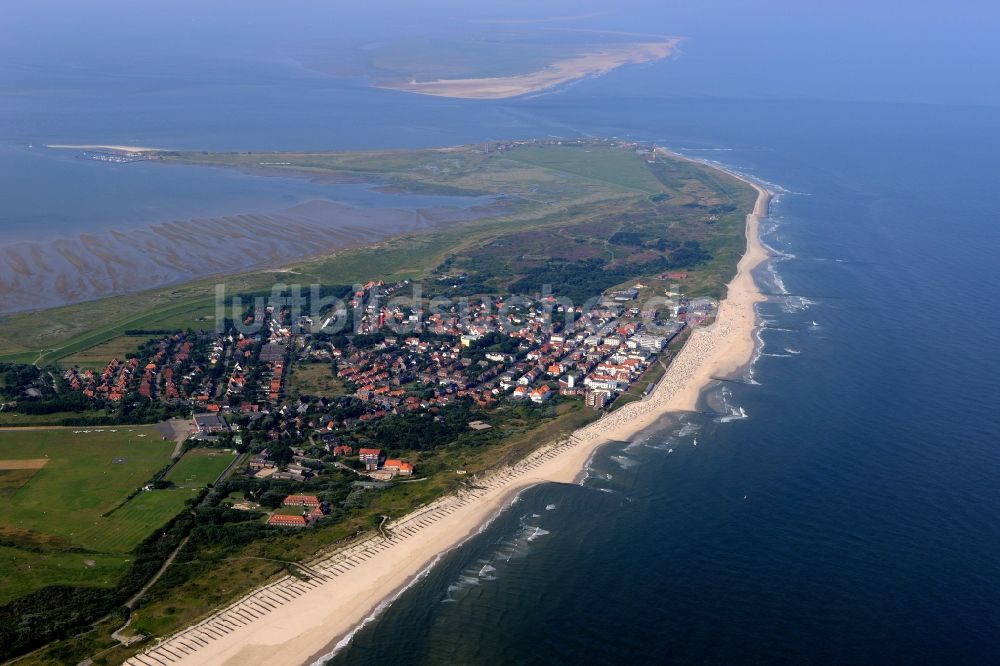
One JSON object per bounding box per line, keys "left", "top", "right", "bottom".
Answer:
{"left": 379, "top": 39, "right": 679, "bottom": 99}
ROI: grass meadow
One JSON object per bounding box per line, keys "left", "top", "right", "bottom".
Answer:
{"left": 0, "top": 432, "right": 234, "bottom": 601}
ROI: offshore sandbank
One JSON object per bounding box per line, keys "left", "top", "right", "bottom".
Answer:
{"left": 378, "top": 39, "right": 679, "bottom": 99}
{"left": 45, "top": 144, "right": 166, "bottom": 153}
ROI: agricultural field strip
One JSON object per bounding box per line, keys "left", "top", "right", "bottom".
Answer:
{"left": 0, "top": 459, "right": 49, "bottom": 469}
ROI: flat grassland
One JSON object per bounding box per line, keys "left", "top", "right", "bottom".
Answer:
{"left": 288, "top": 361, "right": 348, "bottom": 399}
{"left": 0, "top": 427, "right": 172, "bottom": 600}
{"left": 0, "top": 410, "right": 110, "bottom": 427}
{"left": 164, "top": 447, "right": 237, "bottom": 488}
{"left": 0, "top": 461, "right": 46, "bottom": 498}
{"left": 0, "top": 432, "right": 233, "bottom": 602}
{"left": 503, "top": 144, "right": 669, "bottom": 193}
{"left": 59, "top": 334, "right": 153, "bottom": 370}
{"left": 0, "top": 546, "right": 132, "bottom": 604}
{"left": 0, "top": 427, "right": 173, "bottom": 547}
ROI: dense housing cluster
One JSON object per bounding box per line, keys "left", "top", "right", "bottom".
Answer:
{"left": 51, "top": 278, "right": 713, "bottom": 490}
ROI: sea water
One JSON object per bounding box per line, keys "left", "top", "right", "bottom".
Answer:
{"left": 326, "top": 101, "right": 1000, "bottom": 664}
{"left": 3, "top": 2, "right": 999, "bottom": 662}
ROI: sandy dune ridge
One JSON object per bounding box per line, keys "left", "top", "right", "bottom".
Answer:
{"left": 124, "top": 162, "right": 771, "bottom": 666}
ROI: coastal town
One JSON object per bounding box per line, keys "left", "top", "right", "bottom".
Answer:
{"left": 116, "top": 176, "right": 767, "bottom": 666}
{"left": 53, "top": 276, "right": 715, "bottom": 521}
{"left": 62, "top": 277, "right": 714, "bottom": 411}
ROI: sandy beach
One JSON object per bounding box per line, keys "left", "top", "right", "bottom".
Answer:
{"left": 125, "top": 164, "right": 770, "bottom": 666}
{"left": 380, "top": 39, "right": 679, "bottom": 99}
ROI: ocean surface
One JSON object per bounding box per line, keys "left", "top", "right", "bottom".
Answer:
{"left": 4, "top": 2, "right": 1000, "bottom": 663}
{"left": 321, "top": 102, "right": 1000, "bottom": 664}
{"left": 0, "top": 145, "right": 494, "bottom": 242}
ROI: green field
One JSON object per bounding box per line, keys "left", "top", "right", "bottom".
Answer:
{"left": 504, "top": 144, "right": 668, "bottom": 194}
{"left": 0, "top": 433, "right": 235, "bottom": 602}
{"left": 288, "top": 361, "right": 347, "bottom": 399}
{"left": 0, "top": 546, "right": 132, "bottom": 602}
{"left": 165, "top": 447, "right": 237, "bottom": 488}
{"left": 0, "top": 410, "right": 112, "bottom": 427}
{"left": 59, "top": 335, "right": 153, "bottom": 370}
{"left": 73, "top": 449, "right": 237, "bottom": 553}
{"left": 0, "top": 428, "right": 173, "bottom": 545}
{"left": 0, "top": 467, "right": 38, "bottom": 498}
{"left": 0, "top": 428, "right": 173, "bottom": 600}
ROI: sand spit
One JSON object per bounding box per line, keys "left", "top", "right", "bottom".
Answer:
{"left": 380, "top": 39, "right": 679, "bottom": 99}
{"left": 124, "top": 165, "right": 771, "bottom": 666}
{"left": 46, "top": 144, "right": 165, "bottom": 153}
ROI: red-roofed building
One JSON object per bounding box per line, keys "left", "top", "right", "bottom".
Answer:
{"left": 359, "top": 447, "right": 383, "bottom": 471}
{"left": 282, "top": 495, "right": 321, "bottom": 508}
{"left": 358, "top": 448, "right": 382, "bottom": 463}
{"left": 382, "top": 459, "right": 414, "bottom": 476}
{"left": 529, "top": 384, "right": 552, "bottom": 403}
{"left": 267, "top": 514, "right": 307, "bottom": 528}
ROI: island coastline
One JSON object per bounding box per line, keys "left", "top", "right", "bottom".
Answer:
{"left": 124, "top": 160, "right": 771, "bottom": 666}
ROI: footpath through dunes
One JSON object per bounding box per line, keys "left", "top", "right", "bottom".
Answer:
{"left": 124, "top": 179, "right": 772, "bottom": 666}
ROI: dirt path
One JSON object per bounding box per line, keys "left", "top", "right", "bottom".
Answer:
{"left": 104, "top": 534, "right": 192, "bottom": 650}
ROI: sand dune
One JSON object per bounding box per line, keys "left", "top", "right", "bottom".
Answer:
{"left": 124, "top": 165, "right": 770, "bottom": 666}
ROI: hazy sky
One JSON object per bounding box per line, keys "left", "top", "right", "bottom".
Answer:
{"left": 2, "top": 0, "right": 998, "bottom": 106}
